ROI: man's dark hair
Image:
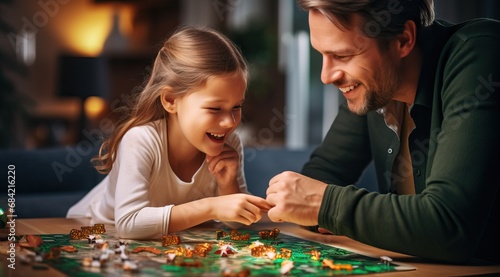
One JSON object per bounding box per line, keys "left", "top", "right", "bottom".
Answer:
{"left": 297, "top": 0, "right": 435, "bottom": 39}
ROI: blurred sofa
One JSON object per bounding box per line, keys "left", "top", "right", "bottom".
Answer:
{"left": 0, "top": 145, "right": 376, "bottom": 218}
{"left": 0, "top": 145, "right": 105, "bottom": 218}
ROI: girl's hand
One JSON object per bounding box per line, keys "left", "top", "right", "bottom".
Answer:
{"left": 210, "top": 194, "right": 271, "bottom": 225}
{"left": 206, "top": 144, "right": 240, "bottom": 194}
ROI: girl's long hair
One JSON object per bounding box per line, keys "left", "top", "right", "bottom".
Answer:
{"left": 93, "top": 26, "right": 248, "bottom": 174}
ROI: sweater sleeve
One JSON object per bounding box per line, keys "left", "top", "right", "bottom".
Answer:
{"left": 218, "top": 132, "right": 249, "bottom": 230}
{"left": 111, "top": 126, "right": 171, "bottom": 239}
{"left": 226, "top": 132, "right": 248, "bottom": 194}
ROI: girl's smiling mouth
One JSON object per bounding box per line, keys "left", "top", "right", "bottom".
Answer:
{"left": 207, "top": 132, "right": 226, "bottom": 143}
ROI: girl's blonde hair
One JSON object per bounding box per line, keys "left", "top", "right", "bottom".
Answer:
{"left": 94, "top": 26, "right": 248, "bottom": 174}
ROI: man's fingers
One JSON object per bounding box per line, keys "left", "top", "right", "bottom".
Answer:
{"left": 268, "top": 172, "right": 282, "bottom": 185}
{"left": 265, "top": 191, "right": 278, "bottom": 206}
{"left": 267, "top": 208, "right": 283, "bottom": 222}
{"left": 266, "top": 177, "right": 286, "bottom": 196}
{"left": 266, "top": 186, "right": 277, "bottom": 196}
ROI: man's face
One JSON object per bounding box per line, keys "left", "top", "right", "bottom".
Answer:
{"left": 309, "top": 10, "right": 402, "bottom": 115}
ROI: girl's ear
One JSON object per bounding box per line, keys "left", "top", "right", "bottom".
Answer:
{"left": 160, "top": 86, "right": 177, "bottom": 113}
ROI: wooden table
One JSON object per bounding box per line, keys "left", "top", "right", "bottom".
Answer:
{"left": 2, "top": 217, "right": 500, "bottom": 276}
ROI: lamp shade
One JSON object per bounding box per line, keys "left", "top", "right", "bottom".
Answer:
{"left": 58, "top": 55, "right": 108, "bottom": 99}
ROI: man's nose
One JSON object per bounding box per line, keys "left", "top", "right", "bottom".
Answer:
{"left": 320, "top": 58, "right": 343, "bottom": 85}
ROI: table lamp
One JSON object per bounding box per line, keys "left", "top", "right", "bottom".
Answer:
{"left": 57, "top": 55, "right": 109, "bottom": 131}
{"left": 58, "top": 55, "right": 108, "bottom": 100}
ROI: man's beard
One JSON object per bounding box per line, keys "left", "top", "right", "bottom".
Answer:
{"left": 349, "top": 61, "right": 401, "bottom": 116}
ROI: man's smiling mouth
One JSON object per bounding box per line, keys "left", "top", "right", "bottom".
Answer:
{"left": 338, "top": 83, "right": 360, "bottom": 93}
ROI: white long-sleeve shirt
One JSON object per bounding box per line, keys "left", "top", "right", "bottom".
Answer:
{"left": 66, "top": 119, "right": 247, "bottom": 239}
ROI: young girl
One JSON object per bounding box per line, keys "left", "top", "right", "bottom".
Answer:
{"left": 67, "top": 26, "right": 270, "bottom": 239}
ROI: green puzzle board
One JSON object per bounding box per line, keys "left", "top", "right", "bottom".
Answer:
{"left": 31, "top": 229, "right": 414, "bottom": 276}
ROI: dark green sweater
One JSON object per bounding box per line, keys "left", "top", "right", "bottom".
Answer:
{"left": 302, "top": 19, "right": 500, "bottom": 263}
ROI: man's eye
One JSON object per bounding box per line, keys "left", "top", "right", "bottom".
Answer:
{"left": 233, "top": 105, "right": 242, "bottom": 110}
{"left": 334, "top": 55, "right": 351, "bottom": 61}
{"left": 207, "top": 107, "right": 221, "bottom": 111}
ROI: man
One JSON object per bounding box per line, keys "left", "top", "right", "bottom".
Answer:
{"left": 266, "top": 0, "right": 500, "bottom": 263}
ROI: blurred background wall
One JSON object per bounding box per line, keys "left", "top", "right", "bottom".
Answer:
{"left": 1, "top": 0, "right": 499, "bottom": 151}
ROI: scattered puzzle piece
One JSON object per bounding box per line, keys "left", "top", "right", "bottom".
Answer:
{"left": 322, "top": 259, "right": 353, "bottom": 270}
{"left": 69, "top": 224, "right": 107, "bottom": 239}
{"left": 132, "top": 246, "right": 162, "bottom": 255}
{"left": 194, "top": 243, "right": 212, "bottom": 257}
{"left": 280, "top": 260, "right": 294, "bottom": 275}
{"left": 59, "top": 245, "right": 78, "bottom": 253}
{"left": 18, "top": 235, "right": 43, "bottom": 248}
{"left": 229, "top": 230, "right": 250, "bottom": 241}
{"left": 216, "top": 230, "right": 227, "bottom": 240}
{"left": 162, "top": 234, "right": 181, "bottom": 246}
{"left": 258, "top": 228, "right": 280, "bottom": 240}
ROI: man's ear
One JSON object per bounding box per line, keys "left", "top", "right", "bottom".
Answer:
{"left": 160, "top": 86, "right": 176, "bottom": 113}
{"left": 397, "top": 20, "right": 417, "bottom": 58}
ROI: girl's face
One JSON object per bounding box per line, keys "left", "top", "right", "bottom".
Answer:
{"left": 170, "top": 74, "right": 246, "bottom": 156}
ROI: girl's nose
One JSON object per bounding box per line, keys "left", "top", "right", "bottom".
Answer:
{"left": 220, "top": 111, "right": 236, "bottom": 127}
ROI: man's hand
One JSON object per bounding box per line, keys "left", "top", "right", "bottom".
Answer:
{"left": 266, "top": 171, "right": 328, "bottom": 226}
{"left": 206, "top": 144, "right": 240, "bottom": 194}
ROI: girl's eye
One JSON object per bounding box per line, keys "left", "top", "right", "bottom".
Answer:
{"left": 205, "top": 105, "right": 242, "bottom": 112}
